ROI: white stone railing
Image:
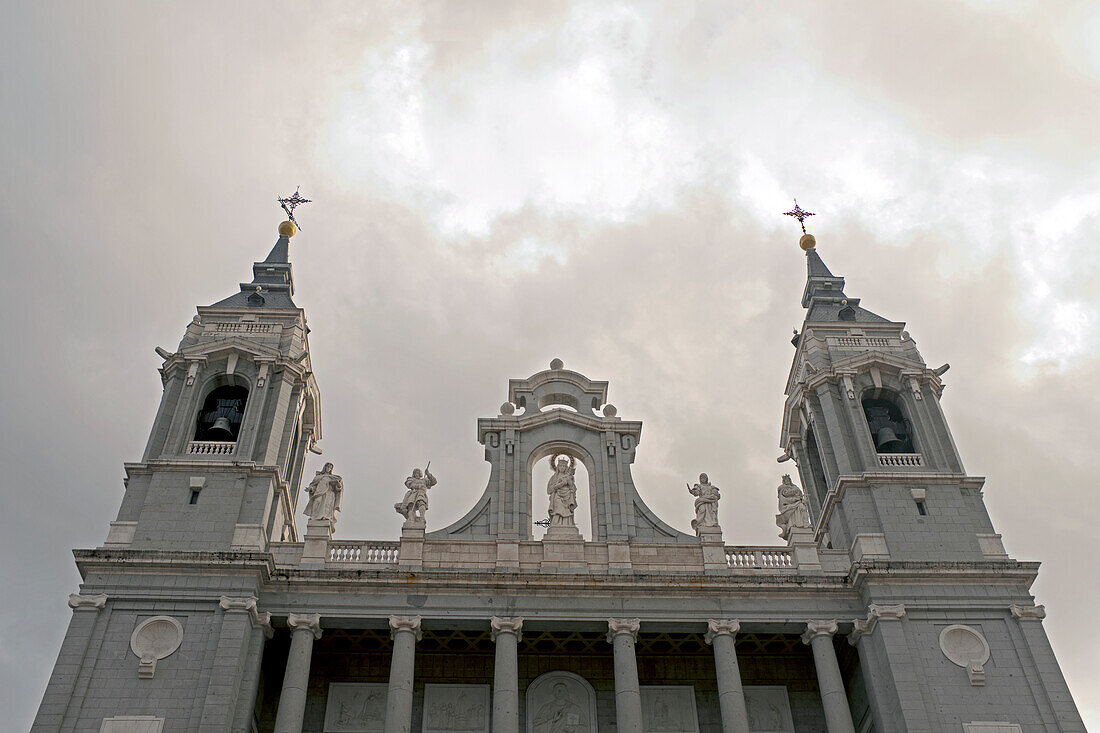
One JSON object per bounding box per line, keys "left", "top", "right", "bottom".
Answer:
{"left": 212, "top": 322, "right": 278, "bottom": 334}
{"left": 725, "top": 547, "right": 794, "bottom": 570}
{"left": 832, "top": 336, "right": 892, "bottom": 348}
{"left": 328, "top": 541, "right": 400, "bottom": 565}
{"left": 877, "top": 453, "right": 922, "bottom": 467}
{"left": 186, "top": 441, "right": 236, "bottom": 455}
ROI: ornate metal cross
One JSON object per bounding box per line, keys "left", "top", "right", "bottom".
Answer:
{"left": 278, "top": 187, "right": 312, "bottom": 229}
{"left": 783, "top": 199, "right": 815, "bottom": 234}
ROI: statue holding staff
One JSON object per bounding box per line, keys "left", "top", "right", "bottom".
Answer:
{"left": 395, "top": 461, "right": 437, "bottom": 523}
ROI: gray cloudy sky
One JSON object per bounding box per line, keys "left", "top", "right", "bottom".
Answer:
{"left": 2, "top": 1, "right": 1099, "bottom": 728}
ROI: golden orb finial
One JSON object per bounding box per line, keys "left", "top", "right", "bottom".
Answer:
{"left": 799, "top": 233, "right": 816, "bottom": 251}
{"left": 278, "top": 220, "right": 297, "bottom": 237}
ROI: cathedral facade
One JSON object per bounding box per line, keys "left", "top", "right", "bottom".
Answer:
{"left": 31, "top": 219, "right": 1085, "bottom": 733}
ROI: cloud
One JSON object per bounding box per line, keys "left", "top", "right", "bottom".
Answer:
{"left": 2, "top": 1, "right": 1098, "bottom": 728}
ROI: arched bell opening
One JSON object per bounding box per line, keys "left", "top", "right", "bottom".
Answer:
{"left": 527, "top": 441, "right": 596, "bottom": 540}
{"left": 194, "top": 379, "right": 249, "bottom": 443}
{"left": 861, "top": 391, "right": 915, "bottom": 454}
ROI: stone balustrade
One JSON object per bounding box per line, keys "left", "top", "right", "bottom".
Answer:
{"left": 830, "top": 336, "right": 892, "bottom": 348}
{"left": 725, "top": 547, "right": 795, "bottom": 569}
{"left": 877, "top": 453, "right": 922, "bottom": 467}
{"left": 269, "top": 539, "right": 833, "bottom": 574}
{"left": 186, "top": 440, "right": 237, "bottom": 455}
{"left": 328, "top": 541, "right": 400, "bottom": 564}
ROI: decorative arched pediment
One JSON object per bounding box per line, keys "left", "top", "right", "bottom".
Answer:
{"left": 431, "top": 361, "right": 692, "bottom": 543}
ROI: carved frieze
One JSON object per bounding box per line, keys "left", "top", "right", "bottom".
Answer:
{"left": 324, "top": 682, "right": 388, "bottom": 733}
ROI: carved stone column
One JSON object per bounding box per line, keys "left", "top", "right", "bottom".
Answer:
{"left": 802, "top": 621, "right": 856, "bottom": 733}
{"left": 385, "top": 616, "right": 422, "bottom": 733}
{"left": 705, "top": 620, "right": 750, "bottom": 733}
{"left": 273, "top": 613, "right": 322, "bottom": 733}
{"left": 490, "top": 617, "right": 523, "bottom": 733}
{"left": 608, "top": 618, "right": 643, "bottom": 733}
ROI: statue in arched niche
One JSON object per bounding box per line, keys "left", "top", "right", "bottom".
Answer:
{"left": 546, "top": 454, "right": 578, "bottom": 528}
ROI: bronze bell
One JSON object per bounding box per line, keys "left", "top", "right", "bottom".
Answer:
{"left": 207, "top": 416, "right": 234, "bottom": 441}
{"left": 875, "top": 427, "right": 906, "bottom": 453}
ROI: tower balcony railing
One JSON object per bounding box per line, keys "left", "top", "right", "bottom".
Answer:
{"left": 830, "top": 336, "right": 893, "bottom": 348}
{"left": 185, "top": 440, "right": 237, "bottom": 456}
{"left": 876, "top": 452, "right": 922, "bottom": 467}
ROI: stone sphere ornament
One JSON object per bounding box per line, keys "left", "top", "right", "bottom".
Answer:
{"left": 500, "top": 401, "right": 516, "bottom": 416}
{"left": 550, "top": 358, "right": 564, "bottom": 370}
{"left": 602, "top": 404, "right": 617, "bottom": 418}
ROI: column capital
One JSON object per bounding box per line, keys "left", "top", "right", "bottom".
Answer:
{"left": 849, "top": 603, "right": 906, "bottom": 644}
{"left": 490, "top": 616, "right": 523, "bottom": 642}
{"left": 389, "top": 615, "right": 423, "bottom": 641}
{"left": 287, "top": 612, "right": 323, "bottom": 639}
{"left": 68, "top": 593, "right": 107, "bottom": 612}
{"left": 607, "top": 617, "right": 641, "bottom": 643}
{"left": 1010, "top": 603, "right": 1046, "bottom": 621}
{"left": 704, "top": 619, "right": 740, "bottom": 644}
{"left": 801, "top": 619, "right": 838, "bottom": 645}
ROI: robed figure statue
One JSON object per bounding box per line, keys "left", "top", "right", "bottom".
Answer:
{"left": 688, "top": 473, "right": 721, "bottom": 534}
{"left": 775, "top": 474, "right": 812, "bottom": 540}
{"left": 304, "top": 462, "right": 344, "bottom": 524}
{"left": 546, "top": 454, "right": 578, "bottom": 527}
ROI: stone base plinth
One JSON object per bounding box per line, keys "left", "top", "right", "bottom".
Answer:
{"left": 399, "top": 524, "right": 425, "bottom": 569}
{"left": 787, "top": 527, "right": 821, "bottom": 572}
{"left": 541, "top": 533, "right": 586, "bottom": 571}
{"left": 301, "top": 519, "right": 334, "bottom": 568}
{"left": 698, "top": 526, "right": 727, "bottom": 573}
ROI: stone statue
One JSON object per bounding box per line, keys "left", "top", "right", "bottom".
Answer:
{"left": 775, "top": 474, "right": 812, "bottom": 540}
{"left": 688, "top": 473, "right": 720, "bottom": 534}
{"left": 395, "top": 463, "right": 437, "bottom": 523}
{"left": 304, "top": 462, "right": 343, "bottom": 523}
{"left": 532, "top": 682, "right": 585, "bottom": 733}
{"left": 546, "top": 454, "right": 578, "bottom": 527}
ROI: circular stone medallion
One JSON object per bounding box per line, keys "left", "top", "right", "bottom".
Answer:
{"left": 130, "top": 616, "right": 184, "bottom": 661}
{"left": 938, "top": 624, "right": 990, "bottom": 668}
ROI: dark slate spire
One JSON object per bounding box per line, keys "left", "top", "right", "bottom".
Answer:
{"left": 798, "top": 236, "right": 889, "bottom": 323}
{"left": 209, "top": 221, "right": 298, "bottom": 309}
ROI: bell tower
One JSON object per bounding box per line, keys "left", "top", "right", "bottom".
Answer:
{"left": 104, "top": 213, "right": 322, "bottom": 552}
{"left": 779, "top": 228, "right": 1005, "bottom": 564}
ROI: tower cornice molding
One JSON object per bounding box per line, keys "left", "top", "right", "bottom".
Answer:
{"left": 812, "top": 473, "right": 985, "bottom": 542}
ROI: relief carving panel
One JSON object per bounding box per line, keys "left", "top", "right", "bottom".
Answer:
{"left": 640, "top": 686, "right": 699, "bottom": 733}
{"left": 742, "top": 686, "right": 794, "bottom": 733}
{"left": 526, "top": 671, "right": 597, "bottom": 733}
{"left": 323, "top": 683, "right": 388, "bottom": 733}
{"left": 422, "top": 684, "right": 490, "bottom": 733}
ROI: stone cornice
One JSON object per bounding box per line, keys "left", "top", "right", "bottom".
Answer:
{"left": 850, "top": 560, "right": 1040, "bottom": 591}
{"left": 813, "top": 473, "right": 986, "bottom": 543}
{"left": 704, "top": 619, "right": 740, "bottom": 644}
{"left": 607, "top": 617, "right": 641, "bottom": 643}
{"left": 478, "top": 410, "right": 642, "bottom": 444}
{"left": 287, "top": 612, "right": 323, "bottom": 639}
{"left": 490, "top": 616, "right": 524, "bottom": 641}
{"left": 73, "top": 548, "right": 275, "bottom": 584}
{"left": 68, "top": 593, "right": 108, "bottom": 611}
{"left": 389, "top": 615, "right": 423, "bottom": 640}
{"left": 1010, "top": 603, "right": 1046, "bottom": 621}
{"left": 801, "top": 619, "right": 838, "bottom": 644}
